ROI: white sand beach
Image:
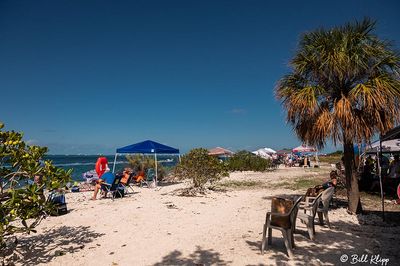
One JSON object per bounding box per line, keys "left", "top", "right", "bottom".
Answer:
{"left": 9, "top": 166, "right": 400, "bottom": 266}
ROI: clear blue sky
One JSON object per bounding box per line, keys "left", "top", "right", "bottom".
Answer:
{"left": 1, "top": 0, "right": 399, "bottom": 154}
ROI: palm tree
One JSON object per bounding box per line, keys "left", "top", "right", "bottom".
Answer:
{"left": 275, "top": 18, "right": 400, "bottom": 214}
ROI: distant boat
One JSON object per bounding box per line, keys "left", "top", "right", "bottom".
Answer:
{"left": 158, "top": 158, "right": 174, "bottom": 163}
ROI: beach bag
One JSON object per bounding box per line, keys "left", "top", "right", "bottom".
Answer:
{"left": 71, "top": 186, "right": 80, "bottom": 193}
{"left": 48, "top": 191, "right": 68, "bottom": 216}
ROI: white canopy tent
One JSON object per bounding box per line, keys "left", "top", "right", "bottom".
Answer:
{"left": 364, "top": 139, "right": 400, "bottom": 154}
{"left": 375, "top": 126, "right": 400, "bottom": 220}
{"left": 252, "top": 148, "right": 276, "bottom": 159}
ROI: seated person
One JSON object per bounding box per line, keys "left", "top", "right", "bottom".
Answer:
{"left": 91, "top": 168, "right": 115, "bottom": 200}
{"left": 305, "top": 171, "right": 338, "bottom": 197}
{"left": 133, "top": 170, "right": 145, "bottom": 183}
{"left": 320, "top": 170, "right": 338, "bottom": 189}
{"left": 120, "top": 168, "right": 133, "bottom": 185}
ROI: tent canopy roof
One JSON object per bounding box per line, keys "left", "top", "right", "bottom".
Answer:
{"left": 382, "top": 125, "right": 400, "bottom": 141}
{"left": 253, "top": 148, "right": 276, "bottom": 154}
{"left": 116, "top": 140, "right": 179, "bottom": 154}
{"left": 208, "top": 147, "right": 234, "bottom": 156}
{"left": 292, "top": 145, "right": 316, "bottom": 153}
{"left": 365, "top": 139, "right": 400, "bottom": 153}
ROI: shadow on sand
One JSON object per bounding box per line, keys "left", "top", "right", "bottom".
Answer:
{"left": 153, "top": 246, "right": 232, "bottom": 266}
{"left": 246, "top": 216, "right": 400, "bottom": 265}
{"left": 9, "top": 225, "right": 104, "bottom": 265}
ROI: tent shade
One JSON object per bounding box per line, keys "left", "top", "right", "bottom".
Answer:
{"left": 116, "top": 140, "right": 179, "bottom": 154}
{"left": 208, "top": 147, "right": 234, "bottom": 156}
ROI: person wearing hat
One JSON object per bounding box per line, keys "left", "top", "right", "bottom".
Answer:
{"left": 91, "top": 167, "right": 115, "bottom": 200}
{"left": 305, "top": 170, "right": 338, "bottom": 197}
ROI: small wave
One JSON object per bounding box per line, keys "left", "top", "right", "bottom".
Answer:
{"left": 54, "top": 161, "right": 129, "bottom": 167}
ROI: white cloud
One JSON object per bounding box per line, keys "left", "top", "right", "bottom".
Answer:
{"left": 230, "top": 108, "right": 247, "bottom": 114}
{"left": 26, "top": 139, "right": 39, "bottom": 145}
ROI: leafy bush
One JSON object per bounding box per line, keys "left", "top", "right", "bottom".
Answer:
{"left": 328, "top": 150, "right": 343, "bottom": 156}
{"left": 174, "top": 148, "right": 228, "bottom": 188}
{"left": 126, "top": 154, "right": 166, "bottom": 180}
{"left": 227, "top": 150, "right": 272, "bottom": 172}
{"left": 0, "top": 122, "right": 71, "bottom": 250}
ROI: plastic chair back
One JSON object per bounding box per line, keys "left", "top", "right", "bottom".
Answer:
{"left": 320, "top": 187, "right": 335, "bottom": 211}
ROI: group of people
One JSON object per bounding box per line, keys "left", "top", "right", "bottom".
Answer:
{"left": 281, "top": 154, "right": 313, "bottom": 168}
{"left": 361, "top": 154, "right": 400, "bottom": 195}
{"left": 90, "top": 157, "right": 147, "bottom": 200}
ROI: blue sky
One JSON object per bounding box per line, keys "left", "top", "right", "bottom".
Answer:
{"left": 1, "top": 0, "right": 399, "bottom": 154}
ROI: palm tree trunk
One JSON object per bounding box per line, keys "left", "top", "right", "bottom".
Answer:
{"left": 343, "top": 140, "right": 363, "bottom": 214}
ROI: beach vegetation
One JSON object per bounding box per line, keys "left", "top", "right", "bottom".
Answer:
{"left": 227, "top": 150, "right": 272, "bottom": 172}
{"left": 217, "top": 180, "right": 263, "bottom": 189}
{"left": 0, "top": 122, "right": 71, "bottom": 252}
{"left": 270, "top": 175, "right": 326, "bottom": 190}
{"left": 174, "top": 148, "right": 228, "bottom": 189}
{"left": 319, "top": 154, "right": 343, "bottom": 164}
{"left": 275, "top": 18, "right": 400, "bottom": 214}
{"left": 126, "top": 154, "right": 166, "bottom": 180}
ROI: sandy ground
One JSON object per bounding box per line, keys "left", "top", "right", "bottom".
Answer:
{"left": 7, "top": 166, "right": 400, "bottom": 266}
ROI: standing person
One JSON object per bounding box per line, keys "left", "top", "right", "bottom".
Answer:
{"left": 304, "top": 156, "right": 308, "bottom": 167}
{"left": 95, "top": 156, "right": 108, "bottom": 178}
{"left": 388, "top": 155, "right": 400, "bottom": 179}
{"left": 381, "top": 155, "right": 390, "bottom": 177}
{"left": 385, "top": 155, "right": 400, "bottom": 196}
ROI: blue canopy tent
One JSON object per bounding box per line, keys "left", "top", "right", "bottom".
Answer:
{"left": 113, "top": 140, "right": 180, "bottom": 186}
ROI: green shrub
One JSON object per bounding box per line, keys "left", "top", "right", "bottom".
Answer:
{"left": 174, "top": 148, "right": 228, "bottom": 188}
{"left": 227, "top": 150, "right": 272, "bottom": 172}
{"left": 126, "top": 154, "right": 166, "bottom": 180}
{"left": 0, "top": 122, "right": 71, "bottom": 250}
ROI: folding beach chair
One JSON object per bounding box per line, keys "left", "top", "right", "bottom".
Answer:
{"left": 142, "top": 168, "right": 156, "bottom": 188}
{"left": 101, "top": 175, "right": 123, "bottom": 200}
{"left": 119, "top": 173, "right": 135, "bottom": 194}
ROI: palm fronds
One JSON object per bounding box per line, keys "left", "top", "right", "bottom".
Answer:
{"left": 276, "top": 18, "right": 400, "bottom": 148}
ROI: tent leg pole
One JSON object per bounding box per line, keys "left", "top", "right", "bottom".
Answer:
{"left": 179, "top": 154, "right": 181, "bottom": 163}
{"left": 379, "top": 138, "right": 385, "bottom": 221}
{"left": 154, "top": 153, "right": 158, "bottom": 187}
{"left": 112, "top": 154, "right": 118, "bottom": 173}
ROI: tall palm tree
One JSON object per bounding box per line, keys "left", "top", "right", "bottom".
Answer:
{"left": 276, "top": 18, "right": 400, "bottom": 214}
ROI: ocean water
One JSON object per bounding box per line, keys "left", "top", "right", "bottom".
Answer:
{"left": 45, "top": 155, "right": 178, "bottom": 181}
